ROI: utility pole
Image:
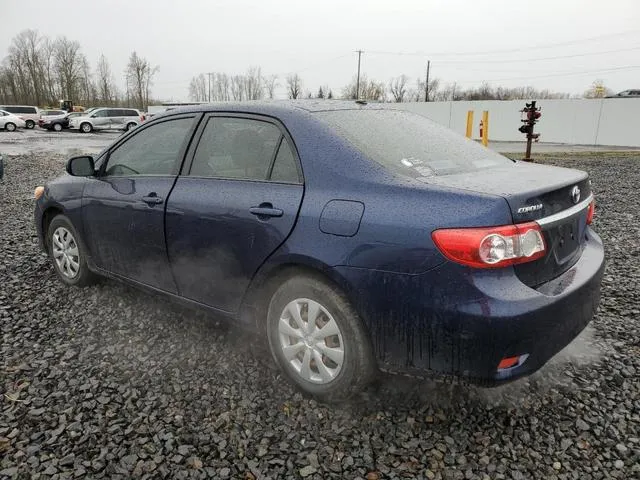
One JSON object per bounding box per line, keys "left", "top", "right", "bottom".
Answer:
{"left": 424, "top": 60, "right": 431, "bottom": 102}
{"left": 206, "top": 72, "right": 214, "bottom": 102}
{"left": 355, "top": 50, "right": 363, "bottom": 100}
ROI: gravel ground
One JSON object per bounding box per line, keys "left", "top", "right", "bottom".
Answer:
{"left": 1, "top": 152, "right": 638, "bottom": 480}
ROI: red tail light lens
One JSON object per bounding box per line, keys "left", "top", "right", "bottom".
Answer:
{"left": 432, "top": 222, "right": 546, "bottom": 268}
{"left": 586, "top": 199, "right": 595, "bottom": 225}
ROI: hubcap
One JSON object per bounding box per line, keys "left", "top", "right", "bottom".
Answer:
{"left": 7, "top": 124, "right": 15, "bottom": 131}
{"left": 278, "top": 298, "right": 345, "bottom": 384}
{"left": 52, "top": 227, "right": 80, "bottom": 279}
{"left": 82, "top": 124, "right": 90, "bottom": 132}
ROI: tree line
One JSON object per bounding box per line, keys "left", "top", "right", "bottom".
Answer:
{"left": 188, "top": 70, "right": 574, "bottom": 103}
{"left": 0, "top": 30, "right": 157, "bottom": 110}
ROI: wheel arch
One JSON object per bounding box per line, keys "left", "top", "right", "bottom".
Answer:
{"left": 41, "top": 205, "right": 65, "bottom": 250}
{"left": 238, "top": 255, "right": 357, "bottom": 333}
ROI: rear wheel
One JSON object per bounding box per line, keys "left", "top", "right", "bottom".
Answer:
{"left": 47, "top": 214, "right": 96, "bottom": 287}
{"left": 80, "top": 122, "right": 92, "bottom": 133}
{"left": 25, "top": 120, "right": 35, "bottom": 129}
{"left": 126, "top": 122, "right": 137, "bottom": 131}
{"left": 266, "top": 274, "right": 376, "bottom": 402}
{"left": 52, "top": 123, "right": 63, "bottom": 132}
{"left": 5, "top": 122, "right": 16, "bottom": 132}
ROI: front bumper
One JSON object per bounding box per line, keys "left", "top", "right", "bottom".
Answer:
{"left": 336, "top": 228, "right": 605, "bottom": 384}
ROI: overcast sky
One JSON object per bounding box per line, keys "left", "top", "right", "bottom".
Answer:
{"left": 3, "top": 0, "right": 639, "bottom": 101}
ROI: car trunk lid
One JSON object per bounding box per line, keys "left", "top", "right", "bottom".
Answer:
{"left": 424, "top": 161, "right": 592, "bottom": 287}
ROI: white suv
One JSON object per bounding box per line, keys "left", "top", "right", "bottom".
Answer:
{"left": 69, "top": 108, "right": 144, "bottom": 133}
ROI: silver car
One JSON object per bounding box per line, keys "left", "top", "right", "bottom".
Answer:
{"left": 69, "top": 108, "right": 144, "bottom": 133}
{"left": 0, "top": 105, "right": 39, "bottom": 129}
{"left": 0, "top": 110, "right": 27, "bottom": 131}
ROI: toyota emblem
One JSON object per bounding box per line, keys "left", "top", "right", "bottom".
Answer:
{"left": 570, "top": 185, "right": 581, "bottom": 204}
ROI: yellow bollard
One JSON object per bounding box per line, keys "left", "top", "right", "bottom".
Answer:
{"left": 481, "top": 110, "right": 489, "bottom": 147}
{"left": 465, "top": 111, "right": 474, "bottom": 139}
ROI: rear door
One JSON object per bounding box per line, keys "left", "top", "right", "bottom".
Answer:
{"left": 82, "top": 114, "right": 198, "bottom": 291}
{"left": 165, "top": 114, "right": 304, "bottom": 313}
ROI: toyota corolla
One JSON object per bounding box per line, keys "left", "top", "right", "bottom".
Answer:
{"left": 34, "top": 101, "right": 604, "bottom": 401}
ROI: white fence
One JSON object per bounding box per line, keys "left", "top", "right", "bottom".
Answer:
{"left": 391, "top": 98, "right": 640, "bottom": 147}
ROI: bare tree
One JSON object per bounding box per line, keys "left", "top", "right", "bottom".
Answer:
{"left": 215, "top": 73, "right": 231, "bottom": 101}
{"left": 264, "top": 74, "right": 278, "bottom": 99}
{"left": 188, "top": 74, "right": 207, "bottom": 102}
{"left": 244, "top": 66, "right": 264, "bottom": 100}
{"left": 96, "top": 54, "right": 116, "bottom": 105}
{"left": 342, "top": 75, "right": 385, "bottom": 101}
{"left": 389, "top": 75, "right": 409, "bottom": 102}
{"left": 286, "top": 73, "right": 302, "bottom": 99}
{"left": 125, "top": 51, "right": 158, "bottom": 110}
{"left": 55, "top": 37, "right": 86, "bottom": 103}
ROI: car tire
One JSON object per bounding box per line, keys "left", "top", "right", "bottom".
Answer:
{"left": 47, "top": 214, "right": 97, "bottom": 287}
{"left": 25, "top": 120, "right": 35, "bottom": 129}
{"left": 80, "top": 122, "right": 92, "bottom": 133}
{"left": 126, "top": 122, "right": 137, "bottom": 131}
{"left": 266, "top": 274, "right": 376, "bottom": 402}
{"left": 5, "top": 122, "right": 16, "bottom": 132}
{"left": 53, "top": 123, "right": 63, "bottom": 132}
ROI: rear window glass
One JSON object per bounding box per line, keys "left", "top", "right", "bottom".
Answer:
{"left": 315, "top": 109, "right": 512, "bottom": 178}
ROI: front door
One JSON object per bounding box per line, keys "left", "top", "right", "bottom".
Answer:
{"left": 166, "top": 115, "right": 304, "bottom": 312}
{"left": 82, "top": 115, "right": 198, "bottom": 292}
{"left": 90, "top": 109, "right": 110, "bottom": 130}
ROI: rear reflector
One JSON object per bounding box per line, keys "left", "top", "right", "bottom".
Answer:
{"left": 432, "top": 222, "right": 546, "bottom": 269}
{"left": 497, "top": 354, "right": 529, "bottom": 371}
{"left": 586, "top": 199, "right": 595, "bottom": 225}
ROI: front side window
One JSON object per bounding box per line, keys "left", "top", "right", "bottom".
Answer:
{"left": 190, "top": 117, "right": 281, "bottom": 180}
{"left": 92, "top": 110, "right": 108, "bottom": 118}
{"left": 103, "top": 117, "right": 195, "bottom": 176}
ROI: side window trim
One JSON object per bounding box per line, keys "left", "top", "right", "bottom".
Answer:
{"left": 98, "top": 113, "right": 202, "bottom": 178}
{"left": 181, "top": 112, "right": 304, "bottom": 184}
{"left": 266, "top": 135, "right": 285, "bottom": 180}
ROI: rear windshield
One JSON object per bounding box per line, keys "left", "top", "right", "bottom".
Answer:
{"left": 315, "top": 109, "right": 512, "bottom": 178}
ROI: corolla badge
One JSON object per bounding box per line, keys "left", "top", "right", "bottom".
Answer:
{"left": 571, "top": 185, "right": 581, "bottom": 204}
{"left": 517, "top": 203, "right": 543, "bottom": 214}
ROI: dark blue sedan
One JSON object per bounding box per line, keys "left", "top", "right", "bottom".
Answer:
{"left": 34, "top": 101, "right": 604, "bottom": 401}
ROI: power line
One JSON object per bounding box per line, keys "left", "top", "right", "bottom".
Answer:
{"left": 455, "top": 65, "right": 640, "bottom": 84}
{"left": 366, "top": 29, "right": 640, "bottom": 58}
{"left": 425, "top": 45, "right": 640, "bottom": 65}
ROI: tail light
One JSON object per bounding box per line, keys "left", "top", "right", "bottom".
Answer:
{"left": 140, "top": 115, "right": 145, "bottom": 122}
{"left": 586, "top": 199, "right": 595, "bottom": 225}
{"left": 432, "top": 222, "right": 546, "bottom": 269}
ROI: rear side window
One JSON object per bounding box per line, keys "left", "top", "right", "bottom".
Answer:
{"left": 190, "top": 117, "right": 282, "bottom": 180}
{"left": 269, "top": 138, "right": 300, "bottom": 183}
{"left": 3, "top": 106, "right": 35, "bottom": 114}
{"left": 123, "top": 110, "right": 138, "bottom": 117}
{"left": 104, "top": 117, "right": 195, "bottom": 176}
{"left": 315, "top": 109, "right": 512, "bottom": 178}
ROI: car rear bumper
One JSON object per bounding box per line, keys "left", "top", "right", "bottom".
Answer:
{"left": 335, "top": 228, "right": 605, "bottom": 384}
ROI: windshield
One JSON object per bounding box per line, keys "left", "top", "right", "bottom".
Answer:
{"left": 315, "top": 109, "right": 513, "bottom": 178}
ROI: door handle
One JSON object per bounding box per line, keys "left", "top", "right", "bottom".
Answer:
{"left": 142, "top": 194, "right": 163, "bottom": 206}
{"left": 250, "top": 203, "right": 283, "bottom": 218}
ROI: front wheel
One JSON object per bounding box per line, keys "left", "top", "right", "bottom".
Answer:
{"left": 47, "top": 214, "right": 97, "bottom": 287}
{"left": 80, "top": 122, "right": 92, "bottom": 133}
{"left": 5, "top": 122, "right": 16, "bottom": 132}
{"left": 52, "top": 123, "right": 63, "bottom": 132}
{"left": 266, "top": 274, "right": 376, "bottom": 402}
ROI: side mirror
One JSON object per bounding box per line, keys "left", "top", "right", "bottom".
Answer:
{"left": 66, "top": 155, "right": 95, "bottom": 176}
